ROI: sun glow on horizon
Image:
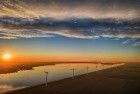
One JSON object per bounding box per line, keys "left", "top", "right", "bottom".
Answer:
{"left": 2, "top": 53, "right": 12, "bottom": 60}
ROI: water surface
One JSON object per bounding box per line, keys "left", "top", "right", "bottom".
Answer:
{"left": 0, "top": 63, "right": 122, "bottom": 93}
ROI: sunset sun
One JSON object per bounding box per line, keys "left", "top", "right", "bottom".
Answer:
{"left": 2, "top": 53, "right": 12, "bottom": 60}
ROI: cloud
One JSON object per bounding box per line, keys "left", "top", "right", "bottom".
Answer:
{"left": 122, "top": 38, "right": 140, "bottom": 47}
{"left": 0, "top": 0, "right": 140, "bottom": 19}
{"left": 0, "top": 85, "right": 25, "bottom": 94}
{"left": 0, "top": 0, "right": 139, "bottom": 41}
{"left": 134, "top": 42, "right": 140, "bottom": 47}
{"left": 0, "top": 17, "right": 140, "bottom": 40}
{"left": 122, "top": 39, "right": 139, "bottom": 44}
{"left": 0, "top": 0, "right": 41, "bottom": 18}
{"left": 0, "top": 29, "right": 54, "bottom": 39}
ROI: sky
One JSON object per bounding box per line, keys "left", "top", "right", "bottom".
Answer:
{"left": 0, "top": 0, "right": 140, "bottom": 63}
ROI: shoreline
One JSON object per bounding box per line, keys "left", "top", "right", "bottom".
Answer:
{"left": 6, "top": 63, "right": 140, "bottom": 94}
{"left": 0, "top": 62, "right": 121, "bottom": 74}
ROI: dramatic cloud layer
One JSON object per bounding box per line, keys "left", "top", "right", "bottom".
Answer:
{"left": 0, "top": 0, "right": 140, "bottom": 46}
{"left": 0, "top": 0, "right": 140, "bottom": 19}
{"left": 0, "top": 17, "right": 139, "bottom": 39}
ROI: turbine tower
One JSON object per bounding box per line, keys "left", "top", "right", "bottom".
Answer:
{"left": 96, "top": 65, "right": 98, "bottom": 70}
{"left": 86, "top": 67, "right": 89, "bottom": 75}
{"left": 70, "top": 68, "right": 76, "bottom": 79}
{"left": 44, "top": 71, "right": 48, "bottom": 86}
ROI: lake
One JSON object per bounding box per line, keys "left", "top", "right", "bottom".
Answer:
{"left": 0, "top": 63, "right": 123, "bottom": 93}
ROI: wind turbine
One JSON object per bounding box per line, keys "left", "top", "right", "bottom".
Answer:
{"left": 70, "top": 68, "right": 76, "bottom": 79}
{"left": 44, "top": 71, "right": 48, "bottom": 86}
{"left": 96, "top": 65, "right": 98, "bottom": 70}
{"left": 102, "top": 64, "right": 104, "bottom": 69}
{"left": 86, "top": 67, "right": 89, "bottom": 75}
